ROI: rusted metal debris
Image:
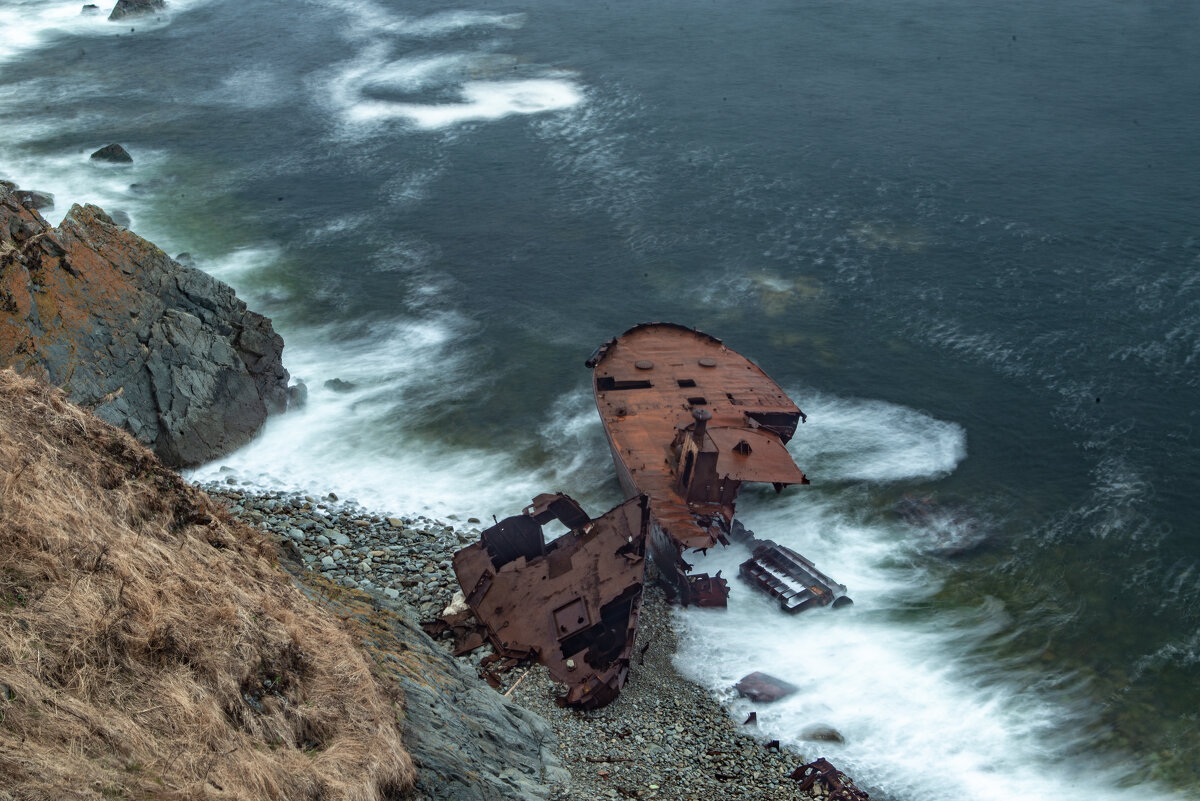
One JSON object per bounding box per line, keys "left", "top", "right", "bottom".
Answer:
{"left": 587, "top": 322, "right": 850, "bottom": 611}
{"left": 729, "top": 519, "right": 851, "bottom": 613}
{"left": 436, "top": 323, "right": 853, "bottom": 710}
{"left": 450, "top": 492, "right": 649, "bottom": 709}
{"left": 790, "top": 757, "right": 870, "bottom": 800}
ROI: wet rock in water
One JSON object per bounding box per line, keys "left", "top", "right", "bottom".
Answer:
{"left": 13, "top": 190, "right": 54, "bottom": 211}
{"left": 108, "top": 209, "right": 131, "bottom": 228}
{"left": 108, "top": 0, "right": 165, "bottom": 21}
{"left": 800, "top": 724, "right": 846, "bottom": 743}
{"left": 173, "top": 252, "right": 195, "bottom": 267}
{"left": 0, "top": 186, "right": 294, "bottom": 467}
{"left": 734, "top": 671, "right": 799, "bottom": 703}
{"left": 288, "top": 380, "right": 308, "bottom": 409}
{"left": 324, "top": 377, "right": 357, "bottom": 392}
{"left": 90, "top": 143, "right": 133, "bottom": 163}
{"left": 81, "top": 3, "right": 101, "bottom": 13}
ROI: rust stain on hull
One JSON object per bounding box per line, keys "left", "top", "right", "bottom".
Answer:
{"left": 451, "top": 493, "right": 649, "bottom": 709}
{"left": 587, "top": 322, "right": 848, "bottom": 610}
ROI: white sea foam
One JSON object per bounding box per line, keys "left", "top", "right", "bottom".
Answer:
{"left": 671, "top": 397, "right": 1187, "bottom": 801}
{"left": 186, "top": 314, "right": 601, "bottom": 521}
{"left": 0, "top": 146, "right": 172, "bottom": 231}
{"left": 791, "top": 390, "right": 967, "bottom": 483}
{"left": 346, "top": 79, "right": 583, "bottom": 130}
{"left": 0, "top": 0, "right": 210, "bottom": 64}
{"left": 313, "top": 3, "right": 580, "bottom": 137}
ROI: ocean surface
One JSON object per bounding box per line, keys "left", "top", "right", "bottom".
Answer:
{"left": 3, "top": 1, "right": 1199, "bottom": 798}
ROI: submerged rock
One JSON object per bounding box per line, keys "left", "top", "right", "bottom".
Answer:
{"left": 0, "top": 185, "right": 292, "bottom": 466}
{"left": 108, "top": 0, "right": 165, "bottom": 21}
{"left": 90, "top": 143, "right": 133, "bottom": 163}
{"left": 799, "top": 724, "right": 846, "bottom": 743}
{"left": 734, "top": 671, "right": 799, "bottom": 703}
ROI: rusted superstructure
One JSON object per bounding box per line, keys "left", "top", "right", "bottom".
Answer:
{"left": 587, "top": 322, "right": 846, "bottom": 609}
{"left": 451, "top": 493, "right": 649, "bottom": 709}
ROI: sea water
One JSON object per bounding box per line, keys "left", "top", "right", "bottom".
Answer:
{"left": 2, "top": 1, "right": 1198, "bottom": 797}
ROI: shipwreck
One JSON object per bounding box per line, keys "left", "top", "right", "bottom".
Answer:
{"left": 587, "top": 322, "right": 850, "bottom": 611}
{"left": 447, "top": 493, "right": 649, "bottom": 709}
{"left": 439, "top": 323, "right": 849, "bottom": 709}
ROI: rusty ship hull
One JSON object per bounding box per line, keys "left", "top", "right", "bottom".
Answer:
{"left": 587, "top": 323, "right": 849, "bottom": 609}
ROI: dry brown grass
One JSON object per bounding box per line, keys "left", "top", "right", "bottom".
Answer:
{"left": 0, "top": 369, "right": 415, "bottom": 800}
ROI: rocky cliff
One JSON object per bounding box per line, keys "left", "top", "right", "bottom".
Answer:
{"left": 0, "top": 185, "right": 291, "bottom": 467}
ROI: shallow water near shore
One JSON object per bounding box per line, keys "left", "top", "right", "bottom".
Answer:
{"left": 3, "top": 0, "right": 1200, "bottom": 798}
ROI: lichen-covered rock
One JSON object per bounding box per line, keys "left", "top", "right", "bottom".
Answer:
{"left": 0, "top": 185, "right": 291, "bottom": 466}
{"left": 108, "top": 0, "right": 165, "bottom": 21}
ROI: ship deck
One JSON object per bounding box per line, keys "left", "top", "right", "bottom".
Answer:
{"left": 589, "top": 323, "right": 806, "bottom": 552}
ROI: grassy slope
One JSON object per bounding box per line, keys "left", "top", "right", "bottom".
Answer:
{"left": 0, "top": 369, "right": 415, "bottom": 800}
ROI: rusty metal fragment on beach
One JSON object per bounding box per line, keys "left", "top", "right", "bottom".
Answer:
{"left": 451, "top": 493, "right": 649, "bottom": 709}
{"left": 790, "top": 757, "right": 870, "bottom": 801}
{"left": 729, "top": 520, "right": 852, "bottom": 613}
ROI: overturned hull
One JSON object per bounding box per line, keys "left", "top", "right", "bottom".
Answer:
{"left": 451, "top": 493, "right": 649, "bottom": 709}
{"left": 588, "top": 322, "right": 848, "bottom": 610}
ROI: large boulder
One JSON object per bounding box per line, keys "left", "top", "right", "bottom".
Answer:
{"left": 0, "top": 185, "right": 291, "bottom": 466}
{"left": 108, "top": 0, "right": 165, "bottom": 20}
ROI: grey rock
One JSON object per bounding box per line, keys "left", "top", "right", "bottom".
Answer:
{"left": 90, "top": 143, "right": 133, "bottom": 163}
{"left": 13, "top": 190, "right": 54, "bottom": 210}
{"left": 108, "top": 0, "right": 165, "bottom": 21}
{"left": 288, "top": 380, "right": 307, "bottom": 409}
{"left": 323, "top": 377, "right": 357, "bottom": 392}
{"left": 81, "top": 4, "right": 101, "bottom": 13}
{"left": 108, "top": 210, "right": 131, "bottom": 229}
{"left": 799, "top": 724, "right": 846, "bottom": 743}
{"left": 0, "top": 193, "right": 294, "bottom": 467}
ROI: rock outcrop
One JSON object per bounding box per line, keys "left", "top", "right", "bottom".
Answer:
{"left": 281, "top": 561, "right": 568, "bottom": 801}
{"left": 0, "top": 185, "right": 291, "bottom": 466}
{"left": 90, "top": 142, "right": 133, "bottom": 163}
{"left": 108, "top": 0, "right": 165, "bottom": 21}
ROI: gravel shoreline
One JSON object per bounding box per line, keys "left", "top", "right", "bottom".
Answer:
{"left": 204, "top": 483, "right": 863, "bottom": 801}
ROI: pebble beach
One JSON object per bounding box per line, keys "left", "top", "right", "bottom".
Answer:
{"left": 203, "top": 482, "right": 863, "bottom": 801}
